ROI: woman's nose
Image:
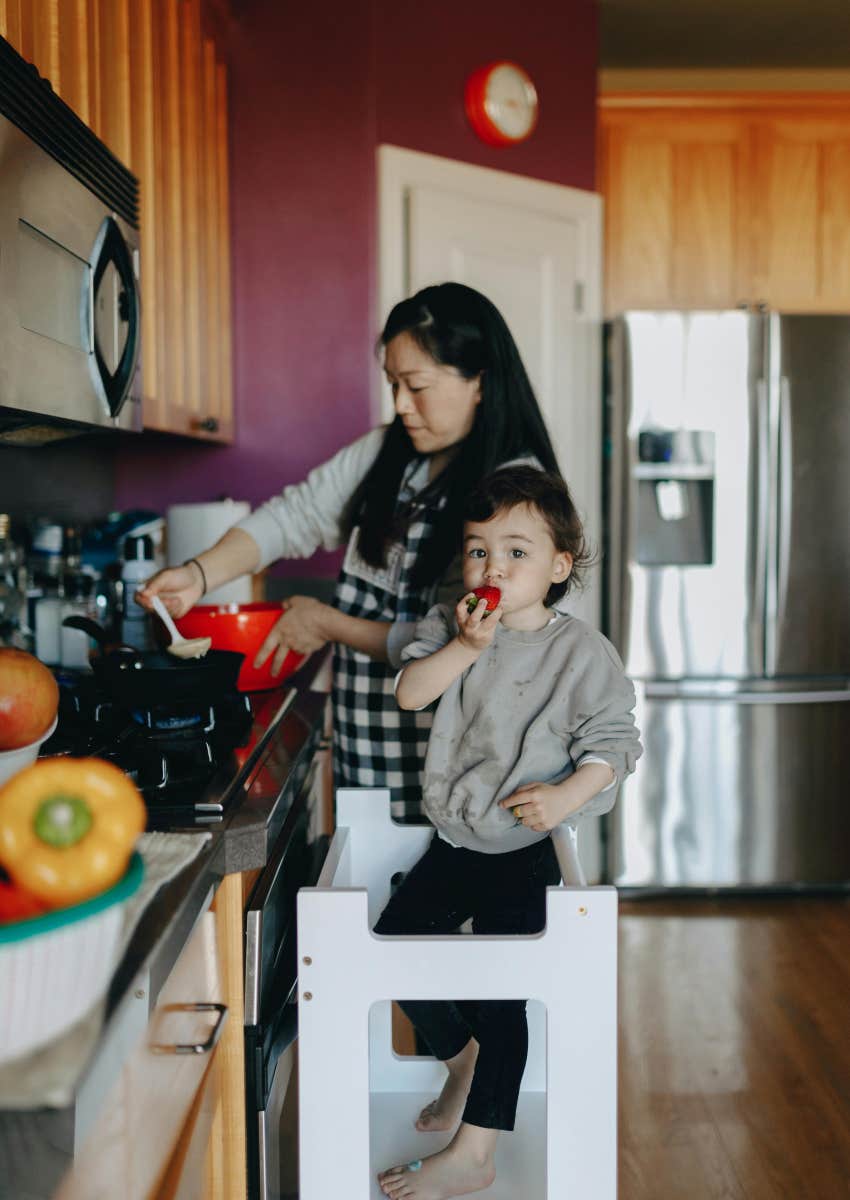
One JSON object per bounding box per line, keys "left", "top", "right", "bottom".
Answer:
{"left": 394, "top": 389, "right": 415, "bottom": 415}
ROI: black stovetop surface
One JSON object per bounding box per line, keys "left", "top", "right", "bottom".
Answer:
{"left": 40, "top": 670, "right": 308, "bottom": 830}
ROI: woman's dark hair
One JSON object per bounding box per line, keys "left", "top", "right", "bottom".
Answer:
{"left": 343, "top": 282, "right": 561, "bottom": 588}
{"left": 464, "top": 466, "right": 594, "bottom": 602}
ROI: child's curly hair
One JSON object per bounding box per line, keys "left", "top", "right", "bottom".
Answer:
{"left": 463, "top": 465, "right": 595, "bottom": 603}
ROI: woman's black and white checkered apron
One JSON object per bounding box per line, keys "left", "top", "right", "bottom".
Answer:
{"left": 332, "top": 459, "right": 445, "bottom": 822}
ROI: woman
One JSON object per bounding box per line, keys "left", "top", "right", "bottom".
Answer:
{"left": 138, "top": 283, "right": 561, "bottom": 819}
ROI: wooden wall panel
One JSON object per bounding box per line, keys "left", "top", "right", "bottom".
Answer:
{"left": 30, "top": 0, "right": 58, "bottom": 84}
{"left": 84, "top": 0, "right": 101, "bottom": 140}
{"left": 95, "top": 0, "right": 130, "bottom": 165}
{"left": 157, "top": 0, "right": 186, "bottom": 425}
{"left": 128, "top": 0, "right": 158, "bottom": 415}
{"left": 179, "top": 0, "right": 203, "bottom": 430}
{"left": 0, "top": 2, "right": 25, "bottom": 51}
{"left": 57, "top": 0, "right": 91, "bottom": 124}
{"left": 214, "top": 59, "right": 232, "bottom": 439}
{"left": 202, "top": 37, "right": 222, "bottom": 429}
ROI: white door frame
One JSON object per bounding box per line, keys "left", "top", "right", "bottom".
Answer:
{"left": 377, "top": 144, "right": 603, "bottom": 619}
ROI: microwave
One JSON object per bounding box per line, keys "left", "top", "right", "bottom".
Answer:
{"left": 0, "top": 37, "right": 141, "bottom": 441}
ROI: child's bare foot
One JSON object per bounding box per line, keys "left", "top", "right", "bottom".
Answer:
{"left": 378, "top": 1128, "right": 497, "bottom": 1199}
{"left": 416, "top": 1040, "right": 478, "bottom": 1132}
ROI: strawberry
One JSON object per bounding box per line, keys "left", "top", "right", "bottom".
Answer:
{"left": 466, "top": 586, "right": 501, "bottom": 613}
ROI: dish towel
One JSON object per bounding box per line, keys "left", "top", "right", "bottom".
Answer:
{"left": 0, "top": 831, "right": 212, "bottom": 1110}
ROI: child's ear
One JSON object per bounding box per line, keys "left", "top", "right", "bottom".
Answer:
{"left": 552, "top": 551, "right": 573, "bottom": 582}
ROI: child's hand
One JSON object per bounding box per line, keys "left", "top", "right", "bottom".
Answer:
{"left": 500, "top": 782, "right": 577, "bottom": 832}
{"left": 455, "top": 593, "right": 502, "bottom": 653}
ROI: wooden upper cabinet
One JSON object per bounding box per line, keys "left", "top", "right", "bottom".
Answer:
{"left": 751, "top": 112, "right": 850, "bottom": 312}
{"left": 599, "top": 94, "right": 850, "bottom": 315}
{"left": 599, "top": 109, "right": 750, "bottom": 313}
{"left": 0, "top": 0, "right": 233, "bottom": 441}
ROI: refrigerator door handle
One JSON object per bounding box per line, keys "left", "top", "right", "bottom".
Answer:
{"left": 777, "top": 375, "right": 793, "bottom": 646}
{"left": 754, "top": 376, "right": 770, "bottom": 664}
{"left": 644, "top": 681, "right": 850, "bottom": 704}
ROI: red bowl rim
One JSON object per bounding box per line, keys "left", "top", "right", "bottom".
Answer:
{"left": 182, "top": 602, "right": 285, "bottom": 617}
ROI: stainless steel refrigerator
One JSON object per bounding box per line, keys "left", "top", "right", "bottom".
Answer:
{"left": 605, "top": 311, "right": 850, "bottom": 890}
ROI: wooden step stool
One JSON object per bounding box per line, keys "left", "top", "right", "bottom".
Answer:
{"left": 297, "top": 788, "right": 617, "bottom": 1199}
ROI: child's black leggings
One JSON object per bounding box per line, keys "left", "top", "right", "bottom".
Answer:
{"left": 372, "top": 832, "right": 561, "bottom": 1131}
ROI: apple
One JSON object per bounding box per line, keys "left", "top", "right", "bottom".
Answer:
{"left": 0, "top": 649, "right": 59, "bottom": 751}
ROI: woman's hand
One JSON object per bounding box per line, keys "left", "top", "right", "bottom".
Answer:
{"left": 455, "top": 593, "right": 502, "bottom": 654}
{"left": 253, "top": 596, "right": 332, "bottom": 675}
{"left": 135, "top": 563, "right": 205, "bottom": 618}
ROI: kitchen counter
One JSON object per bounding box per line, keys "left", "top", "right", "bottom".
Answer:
{"left": 0, "top": 648, "right": 330, "bottom": 1200}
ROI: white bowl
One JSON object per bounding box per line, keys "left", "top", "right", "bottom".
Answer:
{"left": 0, "top": 852, "right": 144, "bottom": 1063}
{"left": 0, "top": 714, "right": 58, "bottom": 787}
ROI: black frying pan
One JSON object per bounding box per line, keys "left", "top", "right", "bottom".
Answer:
{"left": 62, "top": 616, "right": 244, "bottom": 707}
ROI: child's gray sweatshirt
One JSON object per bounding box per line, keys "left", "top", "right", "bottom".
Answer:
{"left": 400, "top": 606, "right": 642, "bottom": 854}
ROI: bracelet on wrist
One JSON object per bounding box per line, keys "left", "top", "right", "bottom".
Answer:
{"left": 185, "top": 557, "right": 208, "bottom": 596}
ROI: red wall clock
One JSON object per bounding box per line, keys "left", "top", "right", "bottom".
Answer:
{"left": 464, "top": 61, "right": 539, "bottom": 147}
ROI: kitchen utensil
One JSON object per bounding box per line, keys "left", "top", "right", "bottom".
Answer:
{"left": 0, "top": 852, "right": 144, "bottom": 1063}
{"left": 151, "top": 595, "right": 211, "bottom": 660}
{"left": 175, "top": 603, "right": 305, "bottom": 692}
{"left": 61, "top": 615, "right": 243, "bottom": 707}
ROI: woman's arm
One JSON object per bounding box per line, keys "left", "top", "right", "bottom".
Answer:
{"left": 136, "top": 527, "right": 262, "bottom": 617}
{"left": 322, "top": 608, "right": 393, "bottom": 661}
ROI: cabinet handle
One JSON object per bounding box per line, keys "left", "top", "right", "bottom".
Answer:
{"left": 192, "top": 416, "right": 220, "bottom": 434}
{"left": 150, "top": 1002, "right": 228, "bottom": 1055}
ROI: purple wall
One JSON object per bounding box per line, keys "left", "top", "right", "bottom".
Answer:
{"left": 115, "top": 0, "right": 598, "bottom": 578}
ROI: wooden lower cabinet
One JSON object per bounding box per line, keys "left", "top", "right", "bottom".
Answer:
{"left": 57, "top": 873, "right": 250, "bottom": 1200}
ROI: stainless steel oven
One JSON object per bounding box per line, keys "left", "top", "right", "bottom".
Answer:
{"left": 244, "top": 736, "right": 330, "bottom": 1200}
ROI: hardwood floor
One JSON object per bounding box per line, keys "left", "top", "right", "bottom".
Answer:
{"left": 282, "top": 897, "right": 850, "bottom": 1198}
{"left": 618, "top": 897, "right": 850, "bottom": 1200}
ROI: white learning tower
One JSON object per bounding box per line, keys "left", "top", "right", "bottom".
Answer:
{"left": 297, "top": 789, "right": 618, "bottom": 1199}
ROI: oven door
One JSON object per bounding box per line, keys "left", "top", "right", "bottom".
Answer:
{"left": 244, "top": 755, "right": 329, "bottom": 1200}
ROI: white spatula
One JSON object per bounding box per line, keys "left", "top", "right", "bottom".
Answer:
{"left": 151, "top": 594, "right": 212, "bottom": 660}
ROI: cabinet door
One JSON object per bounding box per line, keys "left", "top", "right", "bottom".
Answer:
{"left": 600, "top": 110, "right": 751, "bottom": 313}
{"left": 56, "top": 911, "right": 226, "bottom": 1200}
{"left": 751, "top": 110, "right": 850, "bottom": 312}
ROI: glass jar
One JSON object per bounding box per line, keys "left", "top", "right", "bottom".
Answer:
{"left": 34, "top": 574, "right": 63, "bottom": 665}
{"left": 0, "top": 513, "right": 27, "bottom": 649}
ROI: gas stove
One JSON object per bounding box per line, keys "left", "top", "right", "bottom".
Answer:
{"left": 40, "top": 671, "right": 277, "bottom": 829}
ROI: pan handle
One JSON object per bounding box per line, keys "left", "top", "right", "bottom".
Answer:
{"left": 61, "top": 615, "right": 141, "bottom": 661}
{"left": 62, "top": 614, "right": 111, "bottom": 645}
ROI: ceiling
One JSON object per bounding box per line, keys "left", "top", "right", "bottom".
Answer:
{"left": 599, "top": 0, "right": 850, "bottom": 68}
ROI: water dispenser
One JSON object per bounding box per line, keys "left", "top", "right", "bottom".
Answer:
{"left": 633, "top": 429, "right": 715, "bottom": 566}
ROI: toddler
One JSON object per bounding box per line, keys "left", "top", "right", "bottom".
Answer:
{"left": 375, "top": 465, "right": 642, "bottom": 1200}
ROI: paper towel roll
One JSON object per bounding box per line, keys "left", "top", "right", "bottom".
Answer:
{"left": 167, "top": 500, "right": 253, "bottom": 605}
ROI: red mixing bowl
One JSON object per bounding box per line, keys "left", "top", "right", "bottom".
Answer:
{"left": 174, "top": 602, "right": 305, "bottom": 692}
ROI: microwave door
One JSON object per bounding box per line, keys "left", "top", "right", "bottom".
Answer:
{"left": 88, "top": 215, "right": 140, "bottom": 418}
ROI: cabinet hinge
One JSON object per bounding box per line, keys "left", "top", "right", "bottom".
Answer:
{"left": 574, "top": 280, "right": 585, "bottom": 314}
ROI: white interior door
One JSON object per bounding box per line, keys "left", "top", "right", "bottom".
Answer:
{"left": 378, "top": 145, "right": 603, "bottom": 628}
